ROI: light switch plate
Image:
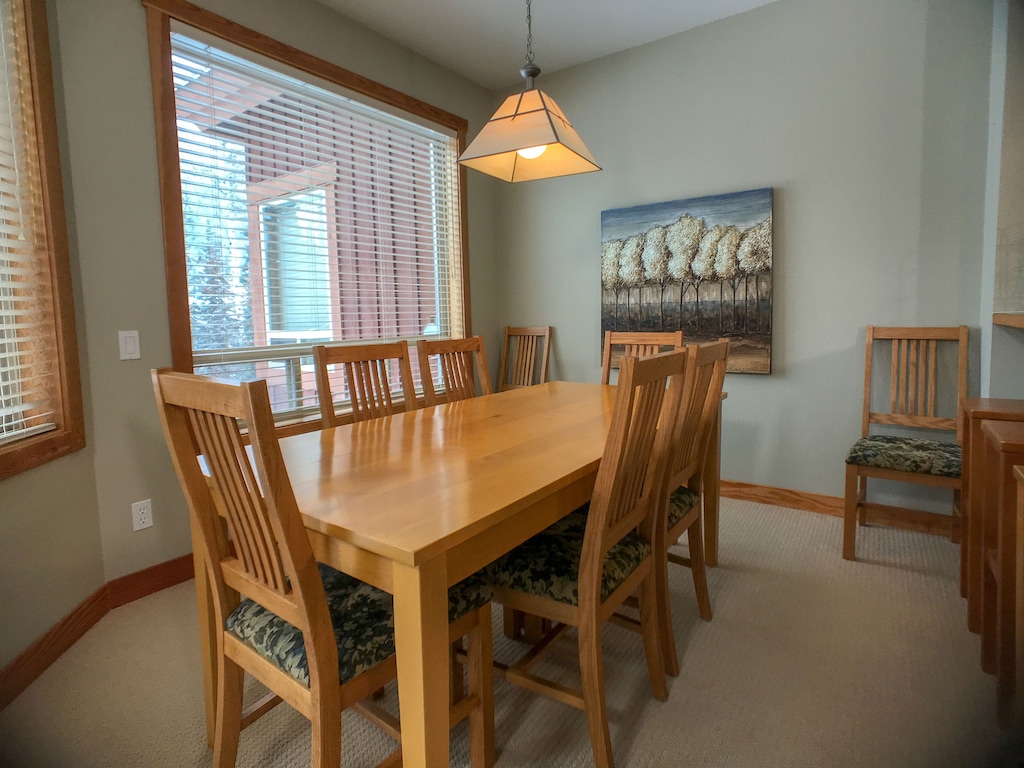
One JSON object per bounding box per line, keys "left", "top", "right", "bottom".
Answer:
{"left": 118, "top": 330, "right": 140, "bottom": 360}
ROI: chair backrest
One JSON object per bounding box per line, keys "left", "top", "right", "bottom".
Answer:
{"left": 665, "top": 340, "right": 729, "bottom": 493}
{"left": 860, "top": 325, "right": 968, "bottom": 440}
{"left": 313, "top": 341, "right": 418, "bottom": 427}
{"left": 579, "top": 348, "right": 689, "bottom": 609}
{"left": 601, "top": 330, "right": 685, "bottom": 384}
{"left": 498, "top": 326, "right": 552, "bottom": 391}
{"left": 416, "top": 336, "right": 493, "bottom": 406}
{"left": 152, "top": 369, "right": 338, "bottom": 691}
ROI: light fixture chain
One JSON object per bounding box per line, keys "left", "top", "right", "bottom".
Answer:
{"left": 525, "top": 0, "right": 534, "bottom": 64}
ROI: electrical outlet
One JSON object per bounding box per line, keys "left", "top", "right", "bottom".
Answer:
{"left": 132, "top": 499, "right": 153, "bottom": 531}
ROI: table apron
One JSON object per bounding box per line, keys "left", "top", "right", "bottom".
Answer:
{"left": 308, "top": 532, "right": 394, "bottom": 593}
{"left": 445, "top": 471, "right": 598, "bottom": 585}
{"left": 306, "top": 470, "right": 597, "bottom": 594}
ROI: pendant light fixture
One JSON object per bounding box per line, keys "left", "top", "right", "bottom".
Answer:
{"left": 458, "top": 0, "right": 601, "bottom": 183}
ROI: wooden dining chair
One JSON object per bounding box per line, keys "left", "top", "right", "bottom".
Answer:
{"left": 842, "top": 325, "right": 969, "bottom": 561}
{"left": 488, "top": 348, "right": 689, "bottom": 768}
{"left": 600, "top": 330, "right": 685, "bottom": 384}
{"left": 312, "top": 341, "right": 419, "bottom": 427}
{"left": 151, "top": 369, "right": 495, "bottom": 768}
{"left": 497, "top": 326, "right": 551, "bottom": 391}
{"left": 655, "top": 339, "right": 728, "bottom": 677}
{"left": 416, "top": 336, "right": 493, "bottom": 406}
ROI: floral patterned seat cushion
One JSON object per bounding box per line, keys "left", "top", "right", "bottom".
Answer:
{"left": 226, "top": 563, "right": 491, "bottom": 687}
{"left": 667, "top": 487, "right": 700, "bottom": 529}
{"left": 489, "top": 504, "right": 650, "bottom": 606}
{"left": 845, "top": 435, "right": 961, "bottom": 478}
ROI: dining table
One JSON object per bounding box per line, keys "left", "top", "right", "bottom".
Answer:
{"left": 190, "top": 378, "right": 725, "bottom": 766}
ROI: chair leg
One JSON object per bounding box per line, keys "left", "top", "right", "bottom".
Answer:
{"left": 466, "top": 604, "right": 495, "bottom": 768}
{"left": 310, "top": 681, "right": 342, "bottom": 768}
{"left": 577, "top": 616, "right": 615, "bottom": 768}
{"left": 450, "top": 639, "right": 465, "bottom": 703}
{"left": 687, "top": 518, "right": 713, "bottom": 622}
{"left": 951, "top": 488, "right": 963, "bottom": 544}
{"left": 654, "top": 537, "right": 680, "bottom": 678}
{"left": 857, "top": 475, "right": 868, "bottom": 526}
{"left": 638, "top": 574, "right": 668, "bottom": 702}
{"left": 213, "top": 656, "right": 243, "bottom": 768}
{"left": 843, "top": 465, "right": 859, "bottom": 561}
{"left": 502, "top": 606, "right": 524, "bottom": 640}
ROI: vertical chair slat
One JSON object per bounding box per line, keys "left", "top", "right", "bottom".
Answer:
{"left": 193, "top": 409, "right": 260, "bottom": 581}
{"left": 525, "top": 337, "right": 539, "bottom": 382}
{"left": 927, "top": 339, "right": 937, "bottom": 416}
{"left": 313, "top": 341, "right": 418, "bottom": 426}
{"left": 600, "top": 330, "right": 684, "bottom": 385}
{"left": 513, "top": 336, "right": 537, "bottom": 387}
{"left": 915, "top": 340, "right": 926, "bottom": 416}
{"left": 913, "top": 342, "right": 921, "bottom": 417}
{"left": 417, "top": 336, "right": 492, "bottom": 405}
{"left": 902, "top": 338, "right": 910, "bottom": 415}
{"left": 889, "top": 339, "right": 899, "bottom": 414}
{"left": 193, "top": 407, "right": 290, "bottom": 593}
{"left": 498, "top": 327, "right": 551, "bottom": 391}
{"left": 215, "top": 408, "right": 287, "bottom": 594}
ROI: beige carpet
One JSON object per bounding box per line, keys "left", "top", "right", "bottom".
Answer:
{"left": 1, "top": 499, "right": 1020, "bottom": 768}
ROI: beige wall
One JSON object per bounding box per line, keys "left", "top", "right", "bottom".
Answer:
{"left": 0, "top": 0, "right": 500, "bottom": 667}
{"left": 494, "top": 0, "right": 998, "bottom": 499}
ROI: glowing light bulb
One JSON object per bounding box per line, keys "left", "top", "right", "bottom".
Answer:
{"left": 516, "top": 145, "right": 547, "bottom": 160}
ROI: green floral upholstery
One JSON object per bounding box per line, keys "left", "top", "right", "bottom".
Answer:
{"left": 444, "top": 570, "right": 493, "bottom": 623}
{"left": 489, "top": 504, "right": 650, "bottom": 606}
{"left": 667, "top": 487, "right": 700, "bottom": 529}
{"left": 226, "top": 563, "right": 491, "bottom": 687}
{"left": 845, "top": 435, "right": 961, "bottom": 478}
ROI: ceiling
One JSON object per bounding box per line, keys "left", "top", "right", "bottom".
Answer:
{"left": 313, "top": 0, "right": 779, "bottom": 91}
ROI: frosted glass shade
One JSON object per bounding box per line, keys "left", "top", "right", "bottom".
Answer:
{"left": 459, "top": 88, "right": 600, "bottom": 182}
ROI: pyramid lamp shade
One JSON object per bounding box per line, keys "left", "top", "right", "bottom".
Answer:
{"left": 458, "top": 2, "right": 600, "bottom": 183}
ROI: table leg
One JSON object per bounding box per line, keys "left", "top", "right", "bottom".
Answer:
{"left": 393, "top": 558, "right": 451, "bottom": 768}
{"left": 959, "top": 412, "right": 972, "bottom": 598}
{"left": 703, "top": 401, "right": 723, "bottom": 567}
{"left": 1015, "top": 466, "right": 1024, "bottom": 728}
{"left": 968, "top": 417, "right": 985, "bottom": 633}
{"left": 997, "top": 449, "right": 1024, "bottom": 727}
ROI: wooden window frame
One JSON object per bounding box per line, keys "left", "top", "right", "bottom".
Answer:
{"left": 0, "top": 0, "right": 85, "bottom": 480}
{"left": 142, "top": 0, "right": 472, "bottom": 435}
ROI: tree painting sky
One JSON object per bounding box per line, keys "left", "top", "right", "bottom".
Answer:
{"left": 601, "top": 187, "right": 772, "bottom": 242}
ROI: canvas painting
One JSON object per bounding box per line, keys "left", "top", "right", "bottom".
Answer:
{"left": 600, "top": 187, "right": 773, "bottom": 374}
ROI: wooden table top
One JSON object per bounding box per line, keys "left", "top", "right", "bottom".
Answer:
{"left": 278, "top": 381, "right": 617, "bottom": 567}
{"left": 962, "top": 398, "right": 1024, "bottom": 418}
{"left": 980, "top": 419, "right": 1024, "bottom": 453}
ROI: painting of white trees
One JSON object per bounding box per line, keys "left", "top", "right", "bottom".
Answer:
{"left": 601, "top": 187, "right": 773, "bottom": 374}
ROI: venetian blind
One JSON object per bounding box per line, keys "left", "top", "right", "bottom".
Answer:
{"left": 0, "top": 0, "right": 57, "bottom": 447}
{"left": 170, "top": 27, "right": 464, "bottom": 418}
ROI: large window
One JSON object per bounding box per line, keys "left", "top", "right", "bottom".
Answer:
{"left": 0, "top": 0, "right": 83, "bottom": 480}
{"left": 145, "top": 1, "right": 469, "bottom": 426}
